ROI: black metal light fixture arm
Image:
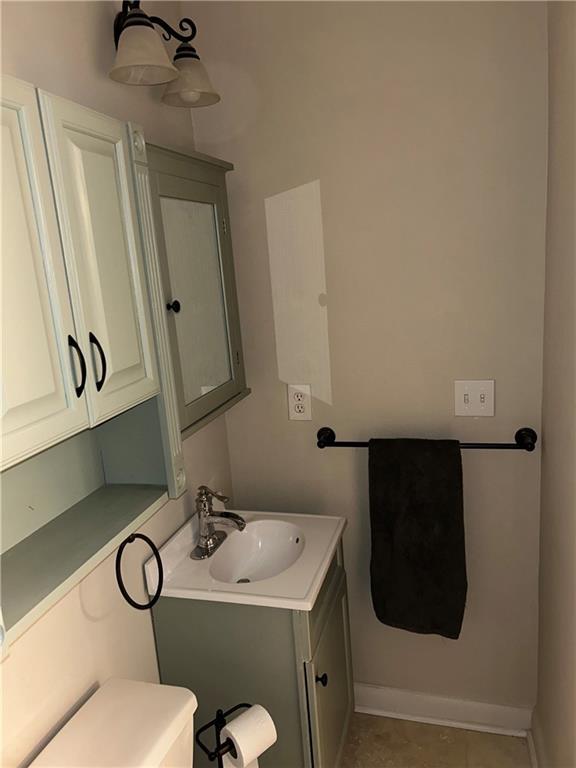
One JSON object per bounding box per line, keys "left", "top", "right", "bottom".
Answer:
{"left": 114, "top": 0, "right": 139, "bottom": 47}
{"left": 148, "top": 15, "right": 197, "bottom": 43}
{"left": 114, "top": 0, "right": 197, "bottom": 48}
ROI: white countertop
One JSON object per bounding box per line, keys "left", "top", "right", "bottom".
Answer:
{"left": 145, "top": 511, "right": 346, "bottom": 611}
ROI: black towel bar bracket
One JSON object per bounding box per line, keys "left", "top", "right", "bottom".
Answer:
{"left": 317, "top": 426, "right": 538, "bottom": 452}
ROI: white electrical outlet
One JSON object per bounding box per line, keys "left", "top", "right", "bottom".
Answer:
{"left": 455, "top": 380, "right": 495, "bottom": 416}
{"left": 288, "top": 384, "right": 312, "bottom": 420}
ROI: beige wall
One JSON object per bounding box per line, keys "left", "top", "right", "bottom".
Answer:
{"left": 0, "top": 3, "right": 232, "bottom": 766}
{"left": 190, "top": 2, "right": 548, "bottom": 708}
{"left": 532, "top": 3, "right": 576, "bottom": 765}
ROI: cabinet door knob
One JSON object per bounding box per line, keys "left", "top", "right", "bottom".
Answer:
{"left": 315, "top": 673, "right": 328, "bottom": 687}
{"left": 166, "top": 299, "right": 181, "bottom": 313}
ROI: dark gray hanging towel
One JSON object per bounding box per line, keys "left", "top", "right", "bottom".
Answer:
{"left": 369, "top": 438, "right": 467, "bottom": 639}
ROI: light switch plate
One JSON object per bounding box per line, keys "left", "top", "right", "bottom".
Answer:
{"left": 287, "top": 384, "right": 312, "bottom": 420}
{"left": 455, "top": 380, "right": 495, "bottom": 416}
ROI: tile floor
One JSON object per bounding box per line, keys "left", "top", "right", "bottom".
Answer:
{"left": 341, "top": 714, "right": 531, "bottom": 768}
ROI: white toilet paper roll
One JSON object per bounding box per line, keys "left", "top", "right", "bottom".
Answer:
{"left": 221, "top": 705, "right": 277, "bottom": 768}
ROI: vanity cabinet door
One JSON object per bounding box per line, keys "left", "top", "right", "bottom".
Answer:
{"left": 38, "top": 92, "right": 159, "bottom": 425}
{"left": 305, "top": 578, "right": 354, "bottom": 768}
{"left": 1, "top": 77, "right": 89, "bottom": 469}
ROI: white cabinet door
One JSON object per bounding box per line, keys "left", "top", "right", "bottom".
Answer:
{"left": 38, "top": 92, "right": 159, "bottom": 425}
{"left": 1, "top": 77, "right": 89, "bottom": 470}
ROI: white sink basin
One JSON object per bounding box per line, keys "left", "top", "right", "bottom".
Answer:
{"left": 145, "top": 511, "right": 346, "bottom": 611}
{"left": 210, "top": 520, "right": 305, "bottom": 584}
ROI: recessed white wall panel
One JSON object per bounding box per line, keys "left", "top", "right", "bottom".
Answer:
{"left": 265, "top": 180, "right": 332, "bottom": 405}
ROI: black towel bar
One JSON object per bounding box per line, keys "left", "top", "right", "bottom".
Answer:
{"left": 317, "top": 426, "right": 538, "bottom": 452}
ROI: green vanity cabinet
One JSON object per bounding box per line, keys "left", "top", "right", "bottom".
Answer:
{"left": 152, "top": 548, "right": 354, "bottom": 768}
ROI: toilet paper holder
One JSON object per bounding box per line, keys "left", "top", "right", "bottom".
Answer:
{"left": 196, "top": 702, "right": 252, "bottom": 768}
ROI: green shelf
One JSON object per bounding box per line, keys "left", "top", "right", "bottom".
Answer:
{"left": 1, "top": 483, "right": 167, "bottom": 639}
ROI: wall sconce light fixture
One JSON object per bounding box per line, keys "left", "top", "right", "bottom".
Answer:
{"left": 110, "top": 1, "right": 220, "bottom": 107}
{"left": 162, "top": 43, "right": 220, "bottom": 107}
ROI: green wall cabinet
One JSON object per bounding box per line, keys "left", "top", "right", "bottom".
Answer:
{"left": 152, "top": 548, "right": 354, "bottom": 768}
{"left": 147, "top": 146, "right": 249, "bottom": 437}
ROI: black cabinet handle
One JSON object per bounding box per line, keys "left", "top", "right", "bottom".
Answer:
{"left": 89, "top": 332, "right": 107, "bottom": 392}
{"left": 166, "top": 299, "right": 181, "bottom": 313}
{"left": 315, "top": 673, "right": 328, "bottom": 687}
{"left": 68, "top": 335, "right": 87, "bottom": 398}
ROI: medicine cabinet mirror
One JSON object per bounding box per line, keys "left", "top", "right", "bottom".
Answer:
{"left": 147, "top": 146, "right": 248, "bottom": 433}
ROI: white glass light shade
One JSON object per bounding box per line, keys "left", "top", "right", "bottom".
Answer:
{"left": 109, "top": 25, "right": 178, "bottom": 85}
{"left": 162, "top": 58, "right": 221, "bottom": 107}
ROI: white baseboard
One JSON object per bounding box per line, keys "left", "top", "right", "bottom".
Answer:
{"left": 354, "top": 683, "right": 532, "bottom": 738}
{"left": 527, "top": 731, "right": 539, "bottom": 768}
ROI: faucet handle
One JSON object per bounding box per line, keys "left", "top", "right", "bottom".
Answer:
{"left": 197, "top": 485, "right": 230, "bottom": 504}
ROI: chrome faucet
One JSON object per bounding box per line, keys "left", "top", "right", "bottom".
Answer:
{"left": 190, "top": 485, "right": 246, "bottom": 560}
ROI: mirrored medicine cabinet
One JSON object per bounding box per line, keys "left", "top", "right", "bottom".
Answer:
{"left": 147, "top": 145, "right": 249, "bottom": 435}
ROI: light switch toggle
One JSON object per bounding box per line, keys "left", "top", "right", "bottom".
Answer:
{"left": 455, "top": 380, "right": 495, "bottom": 417}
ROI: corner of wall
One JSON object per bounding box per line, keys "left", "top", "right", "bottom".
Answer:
{"left": 530, "top": 711, "right": 550, "bottom": 768}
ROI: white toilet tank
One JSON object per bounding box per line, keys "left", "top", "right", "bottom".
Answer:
{"left": 31, "top": 678, "right": 198, "bottom": 767}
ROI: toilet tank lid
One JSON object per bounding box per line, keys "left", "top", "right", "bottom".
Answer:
{"left": 31, "top": 678, "right": 198, "bottom": 767}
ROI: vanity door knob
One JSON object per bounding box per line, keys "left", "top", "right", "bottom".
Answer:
{"left": 315, "top": 673, "right": 328, "bottom": 687}
{"left": 166, "top": 299, "right": 181, "bottom": 313}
